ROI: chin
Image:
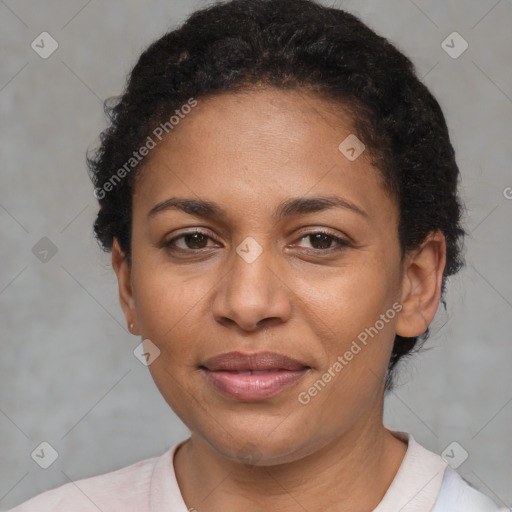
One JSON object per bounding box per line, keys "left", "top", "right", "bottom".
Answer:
{"left": 198, "top": 424, "right": 319, "bottom": 467}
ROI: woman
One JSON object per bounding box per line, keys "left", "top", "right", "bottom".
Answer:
{"left": 10, "top": 0, "right": 507, "bottom": 510}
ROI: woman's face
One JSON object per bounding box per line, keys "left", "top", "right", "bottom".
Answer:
{"left": 116, "top": 88, "right": 409, "bottom": 464}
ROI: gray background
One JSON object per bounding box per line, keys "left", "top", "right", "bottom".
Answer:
{"left": 1, "top": 0, "right": 511, "bottom": 509}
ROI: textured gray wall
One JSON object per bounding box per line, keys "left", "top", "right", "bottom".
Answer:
{"left": 1, "top": 0, "right": 511, "bottom": 509}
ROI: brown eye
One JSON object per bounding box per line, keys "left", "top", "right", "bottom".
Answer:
{"left": 180, "top": 233, "right": 209, "bottom": 249}
{"left": 294, "top": 230, "right": 351, "bottom": 252}
{"left": 308, "top": 233, "right": 335, "bottom": 250}
{"left": 163, "top": 230, "right": 218, "bottom": 251}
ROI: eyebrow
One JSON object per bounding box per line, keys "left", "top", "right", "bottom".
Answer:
{"left": 147, "top": 195, "right": 369, "bottom": 221}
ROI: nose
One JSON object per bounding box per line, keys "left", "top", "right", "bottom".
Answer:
{"left": 211, "top": 241, "right": 293, "bottom": 332}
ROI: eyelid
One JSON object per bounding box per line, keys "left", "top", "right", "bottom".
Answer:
{"left": 163, "top": 227, "right": 352, "bottom": 252}
{"left": 164, "top": 227, "right": 220, "bottom": 246}
{"left": 293, "top": 227, "right": 352, "bottom": 245}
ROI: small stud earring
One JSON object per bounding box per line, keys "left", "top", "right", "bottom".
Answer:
{"left": 129, "top": 323, "right": 134, "bottom": 332}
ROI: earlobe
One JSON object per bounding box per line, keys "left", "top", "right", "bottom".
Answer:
{"left": 395, "top": 231, "right": 446, "bottom": 338}
{"left": 112, "top": 238, "right": 138, "bottom": 334}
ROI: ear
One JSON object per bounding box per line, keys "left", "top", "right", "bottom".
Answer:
{"left": 395, "top": 230, "right": 446, "bottom": 338}
{"left": 112, "top": 238, "right": 138, "bottom": 334}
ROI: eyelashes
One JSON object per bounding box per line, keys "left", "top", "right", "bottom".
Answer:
{"left": 162, "top": 228, "right": 352, "bottom": 255}
{"left": 293, "top": 231, "right": 351, "bottom": 251}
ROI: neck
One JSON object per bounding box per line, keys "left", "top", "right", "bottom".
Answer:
{"left": 174, "top": 417, "right": 407, "bottom": 512}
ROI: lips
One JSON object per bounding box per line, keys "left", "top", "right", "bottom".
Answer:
{"left": 201, "top": 351, "right": 308, "bottom": 372}
{"left": 200, "top": 351, "right": 310, "bottom": 401}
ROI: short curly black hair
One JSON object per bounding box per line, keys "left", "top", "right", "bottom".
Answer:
{"left": 87, "top": 0, "right": 465, "bottom": 390}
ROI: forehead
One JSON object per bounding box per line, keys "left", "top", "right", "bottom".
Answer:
{"left": 133, "top": 88, "right": 393, "bottom": 222}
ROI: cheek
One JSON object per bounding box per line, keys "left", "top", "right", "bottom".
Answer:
{"left": 296, "top": 271, "right": 398, "bottom": 431}
{"left": 294, "top": 255, "right": 400, "bottom": 400}
{"left": 134, "top": 269, "right": 205, "bottom": 417}
{"left": 132, "top": 255, "right": 208, "bottom": 345}
{"left": 301, "top": 257, "right": 399, "bottom": 341}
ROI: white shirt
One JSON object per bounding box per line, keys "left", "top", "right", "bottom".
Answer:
{"left": 8, "top": 432, "right": 508, "bottom": 511}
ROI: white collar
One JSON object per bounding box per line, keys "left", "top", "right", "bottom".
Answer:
{"left": 373, "top": 431, "right": 448, "bottom": 512}
{"left": 149, "top": 432, "right": 448, "bottom": 512}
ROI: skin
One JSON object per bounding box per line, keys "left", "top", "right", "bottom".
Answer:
{"left": 112, "top": 88, "right": 446, "bottom": 512}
